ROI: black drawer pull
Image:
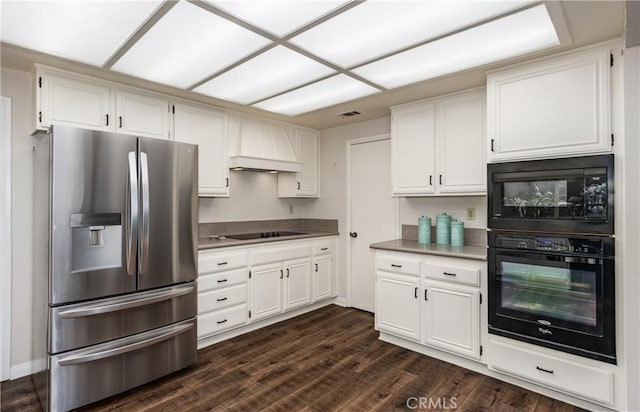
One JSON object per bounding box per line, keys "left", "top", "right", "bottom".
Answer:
{"left": 536, "top": 366, "right": 554, "bottom": 374}
{"left": 216, "top": 319, "right": 228, "bottom": 324}
{"left": 443, "top": 272, "right": 457, "bottom": 277}
{"left": 414, "top": 287, "right": 418, "bottom": 299}
{"left": 217, "top": 279, "right": 228, "bottom": 283}
{"left": 217, "top": 297, "right": 228, "bottom": 302}
{"left": 391, "top": 264, "right": 402, "bottom": 268}
{"left": 217, "top": 262, "right": 228, "bottom": 266}
{"left": 321, "top": 247, "right": 328, "bottom": 251}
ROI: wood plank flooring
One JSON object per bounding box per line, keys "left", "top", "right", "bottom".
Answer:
{"left": 1, "top": 305, "right": 586, "bottom": 411}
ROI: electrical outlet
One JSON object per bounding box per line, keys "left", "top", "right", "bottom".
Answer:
{"left": 289, "top": 204, "right": 294, "bottom": 214}
{"left": 466, "top": 207, "right": 476, "bottom": 220}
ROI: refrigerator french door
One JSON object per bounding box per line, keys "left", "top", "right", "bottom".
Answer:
{"left": 33, "top": 126, "right": 198, "bottom": 411}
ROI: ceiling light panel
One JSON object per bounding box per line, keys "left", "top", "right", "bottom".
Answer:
{"left": 353, "top": 4, "right": 560, "bottom": 89}
{"left": 290, "top": 0, "right": 534, "bottom": 68}
{"left": 204, "top": 0, "right": 348, "bottom": 37}
{"left": 252, "top": 74, "right": 379, "bottom": 116}
{"left": 111, "top": 1, "right": 271, "bottom": 89}
{"left": 194, "top": 46, "right": 335, "bottom": 105}
{"left": 0, "top": 1, "right": 163, "bottom": 67}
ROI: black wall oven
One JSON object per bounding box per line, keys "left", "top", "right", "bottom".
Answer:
{"left": 488, "top": 154, "right": 613, "bottom": 235}
{"left": 488, "top": 232, "right": 615, "bottom": 364}
{"left": 487, "top": 154, "right": 615, "bottom": 364}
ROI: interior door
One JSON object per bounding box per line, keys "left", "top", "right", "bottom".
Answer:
{"left": 137, "top": 137, "right": 197, "bottom": 291}
{"left": 51, "top": 126, "right": 137, "bottom": 304}
{"left": 349, "top": 137, "right": 397, "bottom": 312}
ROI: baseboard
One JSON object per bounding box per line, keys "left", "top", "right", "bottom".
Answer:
{"left": 332, "top": 296, "right": 348, "bottom": 307}
{"left": 10, "top": 359, "right": 43, "bottom": 380}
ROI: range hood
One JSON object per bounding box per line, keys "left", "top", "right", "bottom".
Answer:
{"left": 228, "top": 117, "right": 302, "bottom": 173}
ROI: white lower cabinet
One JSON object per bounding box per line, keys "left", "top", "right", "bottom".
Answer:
{"left": 250, "top": 262, "right": 284, "bottom": 321}
{"left": 284, "top": 258, "right": 312, "bottom": 310}
{"left": 376, "top": 272, "right": 421, "bottom": 341}
{"left": 312, "top": 255, "right": 332, "bottom": 302}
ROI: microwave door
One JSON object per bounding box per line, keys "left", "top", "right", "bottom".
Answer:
{"left": 137, "top": 137, "right": 197, "bottom": 291}
{"left": 50, "top": 127, "right": 138, "bottom": 305}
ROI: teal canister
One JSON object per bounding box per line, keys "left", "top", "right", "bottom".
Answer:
{"left": 450, "top": 220, "right": 465, "bottom": 247}
{"left": 418, "top": 216, "right": 431, "bottom": 244}
{"left": 436, "top": 213, "right": 451, "bottom": 245}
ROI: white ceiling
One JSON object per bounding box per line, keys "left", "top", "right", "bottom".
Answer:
{"left": 0, "top": 0, "right": 626, "bottom": 130}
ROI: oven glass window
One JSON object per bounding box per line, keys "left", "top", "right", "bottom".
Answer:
{"left": 499, "top": 261, "right": 597, "bottom": 327}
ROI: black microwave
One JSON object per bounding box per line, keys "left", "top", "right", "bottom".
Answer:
{"left": 487, "top": 154, "right": 614, "bottom": 235}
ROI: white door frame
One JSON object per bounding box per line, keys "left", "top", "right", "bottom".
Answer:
{"left": 345, "top": 134, "right": 399, "bottom": 307}
{"left": 1, "top": 96, "right": 12, "bottom": 381}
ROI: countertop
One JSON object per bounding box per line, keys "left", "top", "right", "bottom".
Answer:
{"left": 369, "top": 239, "right": 487, "bottom": 261}
{"left": 199, "top": 231, "right": 339, "bottom": 250}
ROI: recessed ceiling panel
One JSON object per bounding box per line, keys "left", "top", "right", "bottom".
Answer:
{"left": 290, "top": 0, "right": 534, "bottom": 68}
{"left": 353, "top": 4, "right": 560, "bottom": 89}
{"left": 0, "top": 0, "right": 163, "bottom": 66}
{"left": 111, "top": 1, "right": 271, "bottom": 89}
{"left": 205, "top": 0, "right": 347, "bottom": 37}
{"left": 252, "top": 74, "right": 379, "bottom": 116}
{"left": 194, "top": 46, "right": 335, "bottom": 105}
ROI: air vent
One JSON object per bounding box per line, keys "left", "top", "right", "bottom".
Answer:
{"left": 337, "top": 110, "right": 361, "bottom": 118}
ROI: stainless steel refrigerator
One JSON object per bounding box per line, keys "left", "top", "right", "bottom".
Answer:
{"left": 32, "top": 126, "right": 198, "bottom": 411}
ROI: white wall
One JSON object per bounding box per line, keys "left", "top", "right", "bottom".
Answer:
{"left": 1, "top": 67, "right": 37, "bottom": 375}
{"left": 399, "top": 196, "right": 487, "bottom": 229}
{"left": 198, "top": 170, "right": 314, "bottom": 222}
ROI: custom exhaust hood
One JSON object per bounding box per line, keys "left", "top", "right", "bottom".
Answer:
{"left": 228, "top": 117, "right": 302, "bottom": 173}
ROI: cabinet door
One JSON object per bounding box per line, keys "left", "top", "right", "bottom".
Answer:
{"left": 435, "top": 90, "right": 486, "bottom": 194}
{"left": 250, "top": 263, "right": 283, "bottom": 321}
{"left": 173, "top": 103, "right": 229, "bottom": 196}
{"left": 313, "top": 255, "right": 333, "bottom": 302}
{"left": 115, "top": 90, "right": 170, "bottom": 139}
{"left": 40, "top": 73, "right": 112, "bottom": 132}
{"left": 284, "top": 258, "right": 311, "bottom": 311}
{"left": 375, "top": 272, "right": 420, "bottom": 341}
{"left": 487, "top": 46, "right": 612, "bottom": 162}
{"left": 391, "top": 103, "right": 435, "bottom": 195}
{"left": 422, "top": 281, "right": 479, "bottom": 359}
{"left": 278, "top": 128, "right": 319, "bottom": 198}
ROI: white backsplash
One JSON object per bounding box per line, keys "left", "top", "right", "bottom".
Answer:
{"left": 399, "top": 196, "right": 487, "bottom": 229}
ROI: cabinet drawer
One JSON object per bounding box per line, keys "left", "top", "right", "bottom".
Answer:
{"left": 424, "top": 263, "right": 479, "bottom": 286}
{"left": 489, "top": 340, "right": 613, "bottom": 405}
{"left": 198, "top": 304, "right": 247, "bottom": 338}
{"left": 198, "top": 268, "right": 248, "bottom": 292}
{"left": 198, "top": 283, "right": 247, "bottom": 313}
{"left": 313, "top": 241, "right": 334, "bottom": 255}
{"left": 199, "top": 251, "right": 247, "bottom": 274}
{"left": 376, "top": 254, "right": 420, "bottom": 276}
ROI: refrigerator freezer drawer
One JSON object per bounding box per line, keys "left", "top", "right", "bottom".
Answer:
{"left": 49, "top": 318, "right": 196, "bottom": 412}
{"left": 50, "top": 283, "right": 196, "bottom": 353}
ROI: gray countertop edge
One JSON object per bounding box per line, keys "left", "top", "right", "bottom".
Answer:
{"left": 198, "top": 231, "right": 339, "bottom": 250}
{"left": 370, "top": 239, "right": 487, "bottom": 261}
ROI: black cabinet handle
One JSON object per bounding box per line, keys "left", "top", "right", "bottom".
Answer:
{"left": 286, "top": 268, "right": 290, "bottom": 278}
{"left": 216, "top": 319, "right": 228, "bottom": 324}
{"left": 391, "top": 264, "right": 402, "bottom": 268}
{"left": 490, "top": 139, "right": 495, "bottom": 152}
{"left": 217, "top": 262, "right": 228, "bottom": 266}
{"left": 119, "top": 116, "right": 123, "bottom": 128}
{"left": 225, "top": 177, "right": 229, "bottom": 187}
{"left": 217, "top": 297, "right": 228, "bottom": 302}
{"left": 414, "top": 287, "right": 418, "bottom": 298}
{"left": 315, "top": 263, "right": 319, "bottom": 272}
{"left": 443, "top": 272, "right": 457, "bottom": 277}
{"left": 280, "top": 270, "right": 283, "bottom": 279}
{"left": 217, "top": 279, "right": 228, "bottom": 283}
{"left": 439, "top": 175, "right": 442, "bottom": 185}
{"left": 429, "top": 175, "right": 433, "bottom": 185}
{"left": 536, "top": 366, "right": 554, "bottom": 374}
{"left": 350, "top": 232, "right": 358, "bottom": 238}
{"left": 105, "top": 114, "right": 109, "bottom": 126}
{"left": 424, "top": 289, "right": 428, "bottom": 301}
{"left": 321, "top": 247, "right": 328, "bottom": 251}
{"left": 297, "top": 181, "right": 301, "bottom": 190}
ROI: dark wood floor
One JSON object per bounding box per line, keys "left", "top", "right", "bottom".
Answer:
{"left": 1, "top": 305, "right": 586, "bottom": 411}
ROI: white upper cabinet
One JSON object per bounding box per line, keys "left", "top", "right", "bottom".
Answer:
{"left": 487, "top": 44, "right": 614, "bottom": 162}
{"left": 172, "top": 103, "right": 229, "bottom": 197}
{"left": 278, "top": 128, "right": 319, "bottom": 198}
{"left": 39, "top": 71, "right": 112, "bottom": 132}
{"left": 391, "top": 88, "right": 486, "bottom": 196}
{"left": 391, "top": 103, "right": 436, "bottom": 195}
{"left": 114, "top": 89, "right": 170, "bottom": 139}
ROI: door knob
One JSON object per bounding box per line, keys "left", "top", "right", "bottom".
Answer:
{"left": 350, "top": 232, "right": 358, "bottom": 238}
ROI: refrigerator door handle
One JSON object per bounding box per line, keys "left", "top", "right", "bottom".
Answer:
{"left": 57, "top": 285, "right": 194, "bottom": 318}
{"left": 126, "top": 152, "right": 138, "bottom": 276}
{"left": 140, "top": 152, "right": 150, "bottom": 274}
{"left": 56, "top": 322, "right": 193, "bottom": 366}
